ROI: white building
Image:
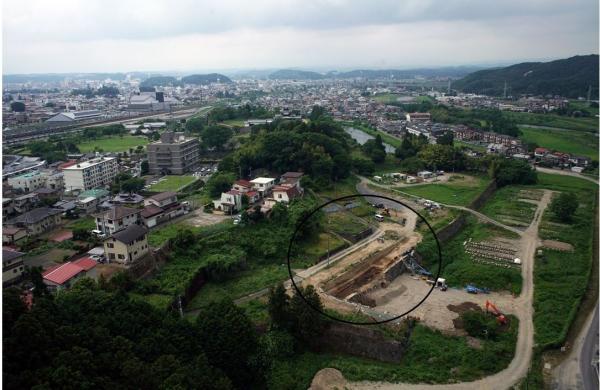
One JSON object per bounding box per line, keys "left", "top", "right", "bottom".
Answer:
{"left": 46, "top": 110, "right": 102, "bottom": 123}
{"left": 62, "top": 157, "right": 118, "bottom": 191}
{"left": 250, "top": 177, "right": 276, "bottom": 196}
{"left": 7, "top": 171, "right": 46, "bottom": 192}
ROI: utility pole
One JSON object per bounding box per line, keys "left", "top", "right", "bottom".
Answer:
{"left": 503, "top": 81, "right": 507, "bottom": 100}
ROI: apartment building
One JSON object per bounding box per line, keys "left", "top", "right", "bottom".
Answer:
{"left": 62, "top": 157, "right": 118, "bottom": 191}
{"left": 7, "top": 170, "right": 64, "bottom": 193}
{"left": 147, "top": 132, "right": 200, "bottom": 175}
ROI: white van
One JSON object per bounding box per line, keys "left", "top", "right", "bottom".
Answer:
{"left": 374, "top": 214, "right": 384, "bottom": 222}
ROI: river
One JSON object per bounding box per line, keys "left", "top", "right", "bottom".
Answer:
{"left": 344, "top": 127, "right": 396, "bottom": 153}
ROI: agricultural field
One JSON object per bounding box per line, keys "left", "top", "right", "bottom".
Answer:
{"left": 395, "top": 175, "right": 491, "bottom": 207}
{"left": 504, "top": 111, "right": 599, "bottom": 132}
{"left": 76, "top": 135, "right": 149, "bottom": 153}
{"left": 220, "top": 119, "right": 245, "bottom": 127}
{"left": 532, "top": 174, "right": 598, "bottom": 347}
{"left": 519, "top": 126, "right": 599, "bottom": 160}
{"left": 417, "top": 214, "right": 522, "bottom": 294}
{"left": 480, "top": 186, "right": 541, "bottom": 227}
{"left": 269, "top": 318, "right": 518, "bottom": 389}
{"left": 372, "top": 93, "right": 402, "bottom": 104}
{"left": 148, "top": 175, "right": 198, "bottom": 192}
{"left": 65, "top": 216, "right": 96, "bottom": 231}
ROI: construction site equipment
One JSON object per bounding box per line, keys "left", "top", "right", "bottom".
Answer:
{"left": 404, "top": 251, "right": 432, "bottom": 276}
{"left": 485, "top": 300, "right": 508, "bottom": 325}
{"left": 436, "top": 278, "right": 447, "bottom": 289}
{"left": 465, "top": 284, "right": 490, "bottom": 294}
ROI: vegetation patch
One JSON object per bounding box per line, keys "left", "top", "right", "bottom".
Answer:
{"left": 417, "top": 215, "right": 522, "bottom": 293}
{"left": 148, "top": 175, "right": 198, "bottom": 192}
{"left": 395, "top": 175, "right": 490, "bottom": 206}
{"left": 519, "top": 126, "right": 598, "bottom": 160}
{"left": 480, "top": 186, "right": 538, "bottom": 226}
{"left": 77, "top": 134, "right": 149, "bottom": 153}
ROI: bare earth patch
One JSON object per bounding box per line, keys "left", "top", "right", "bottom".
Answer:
{"left": 310, "top": 368, "right": 347, "bottom": 390}
{"left": 541, "top": 240, "right": 574, "bottom": 252}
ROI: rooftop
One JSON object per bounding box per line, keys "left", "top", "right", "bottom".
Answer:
{"left": 250, "top": 177, "right": 276, "bottom": 184}
{"left": 148, "top": 191, "right": 177, "bottom": 202}
{"left": 3, "top": 249, "right": 25, "bottom": 262}
{"left": 110, "top": 224, "right": 147, "bottom": 245}
{"left": 62, "top": 157, "right": 116, "bottom": 170}
{"left": 42, "top": 262, "right": 87, "bottom": 285}
{"left": 10, "top": 207, "right": 62, "bottom": 225}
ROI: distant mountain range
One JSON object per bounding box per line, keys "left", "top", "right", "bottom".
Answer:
{"left": 452, "top": 55, "right": 599, "bottom": 99}
{"left": 267, "top": 66, "right": 484, "bottom": 80}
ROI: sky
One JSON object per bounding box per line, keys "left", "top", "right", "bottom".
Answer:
{"left": 2, "top": 0, "right": 599, "bottom": 74}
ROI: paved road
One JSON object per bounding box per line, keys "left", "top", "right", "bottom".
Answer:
{"left": 536, "top": 167, "right": 599, "bottom": 184}
{"left": 581, "top": 307, "right": 599, "bottom": 390}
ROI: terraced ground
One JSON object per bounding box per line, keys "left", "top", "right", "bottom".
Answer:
{"left": 479, "top": 187, "right": 543, "bottom": 228}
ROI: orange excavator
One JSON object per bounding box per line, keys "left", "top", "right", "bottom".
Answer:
{"left": 485, "top": 300, "right": 507, "bottom": 325}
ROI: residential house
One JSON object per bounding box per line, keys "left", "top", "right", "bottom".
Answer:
{"left": 417, "top": 171, "right": 435, "bottom": 179}
{"left": 103, "top": 224, "right": 149, "bottom": 264}
{"left": 272, "top": 186, "right": 301, "bottom": 204}
{"left": 13, "top": 193, "right": 40, "bottom": 214}
{"left": 112, "top": 193, "right": 145, "bottom": 207}
{"left": 2, "top": 227, "right": 27, "bottom": 245}
{"left": 232, "top": 180, "right": 253, "bottom": 193}
{"left": 405, "top": 112, "right": 431, "bottom": 122}
{"left": 534, "top": 147, "right": 549, "bottom": 158}
{"left": 7, "top": 207, "right": 62, "bottom": 236}
{"left": 280, "top": 172, "right": 304, "bottom": 192}
{"left": 568, "top": 155, "right": 591, "bottom": 167}
{"left": 95, "top": 206, "right": 142, "bottom": 235}
{"left": 213, "top": 190, "right": 243, "bottom": 214}
{"left": 3, "top": 198, "right": 14, "bottom": 221}
{"left": 7, "top": 171, "right": 46, "bottom": 193}
{"left": 250, "top": 177, "right": 276, "bottom": 196}
{"left": 3, "top": 249, "right": 25, "bottom": 286}
{"left": 77, "top": 188, "right": 110, "bottom": 213}
{"left": 144, "top": 192, "right": 178, "bottom": 208}
{"left": 42, "top": 257, "right": 98, "bottom": 292}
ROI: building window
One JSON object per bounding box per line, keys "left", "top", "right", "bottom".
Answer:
{"left": 109, "top": 253, "right": 115, "bottom": 260}
{"left": 118, "top": 254, "right": 125, "bottom": 259}
{"left": 107, "top": 243, "right": 114, "bottom": 248}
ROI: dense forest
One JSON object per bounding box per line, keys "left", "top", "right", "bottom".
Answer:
{"left": 139, "top": 76, "right": 183, "bottom": 88}
{"left": 453, "top": 55, "right": 599, "bottom": 99}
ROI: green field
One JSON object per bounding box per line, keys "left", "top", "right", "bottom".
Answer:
{"left": 148, "top": 175, "right": 198, "bottom": 192}
{"left": 505, "top": 111, "right": 598, "bottom": 132}
{"left": 519, "top": 126, "right": 598, "bottom": 160}
{"left": 269, "top": 318, "right": 518, "bottom": 388}
{"left": 77, "top": 135, "right": 149, "bottom": 153}
{"left": 417, "top": 215, "right": 522, "bottom": 293}
{"left": 480, "top": 186, "right": 541, "bottom": 227}
{"left": 395, "top": 175, "right": 491, "bottom": 207}
{"left": 532, "top": 174, "right": 597, "bottom": 347}
{"left": 342, "top": 121, "right": 403, "bottom": 149}
{"left": 220, "top": 119, "right": 245, "bottom": 127}
{"left": 373, "top": 93, "right": 402, "bottom": 104}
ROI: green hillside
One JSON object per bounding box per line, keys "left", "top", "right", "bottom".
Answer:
{"left": 454, "top": 55, "right": 599, "bottom": 98}
{"left": 181, "top": 73, "right": 232, "bottom": 84}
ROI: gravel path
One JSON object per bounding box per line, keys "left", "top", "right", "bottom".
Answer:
{"left": 344, "top": 189, "right": 552, "bottom": 390}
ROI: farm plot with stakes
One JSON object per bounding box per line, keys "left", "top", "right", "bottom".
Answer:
{"left": 464, "top": 239, "right": 521, "bottom": 269}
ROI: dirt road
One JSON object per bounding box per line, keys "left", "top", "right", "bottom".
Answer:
{"left": 536, "top": 167, "right": 598, "bottom": 184}
{"left": 344, "top": 190, "right": 552, "bottom": 390}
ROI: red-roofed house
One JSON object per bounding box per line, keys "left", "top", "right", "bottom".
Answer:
{"left": 232, "top": 180, "right": 253, "bottom": 193}
{"left": 42, "top": 258, "right": 98, "bottom": 291}
{"left": 58, "top": 160, "right": 78, "bottom": 170}
{"left": 534, "top": 148, "right": 549, "bottom": 158}
{"left": 272, "top": 185, "right": 301, "bottom": 203}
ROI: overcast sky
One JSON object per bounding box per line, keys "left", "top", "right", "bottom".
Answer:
{"left": 2, "top": 0, "right": 598, "bottom": 74}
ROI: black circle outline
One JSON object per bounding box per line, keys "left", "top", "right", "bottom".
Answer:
{"left": 286, "top": 193, "right": 442, "bottom": 325}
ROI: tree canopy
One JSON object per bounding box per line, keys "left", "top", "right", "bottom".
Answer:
{"left": 549, "top": 192, "right": 579, "bottom": 222}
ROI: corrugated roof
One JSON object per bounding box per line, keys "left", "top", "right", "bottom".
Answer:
{"left": 73, "top": 257, "right": 97, "bottom": 271}
{"left": 43, "top": 262, "right": 85, "bottom": 285}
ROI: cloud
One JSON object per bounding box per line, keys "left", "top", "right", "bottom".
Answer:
{"left": 2, "top": 0, "right": 598, "bottom": 73}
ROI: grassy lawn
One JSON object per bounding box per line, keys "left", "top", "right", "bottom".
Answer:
{"left": 373, "top": 93, "right": 401, "bottom": 104}
{"left": 77, "top": 135, "right": 149, "bottom": 153}
{"left": 455, "top": 140, "right": 487, "bottom": 153}
{"left": 327, "top": 211, "right": 369, "bottom": 235}
{"left": 268, "top": 319, "right": 518, "bottom": 388}
{"left": 396, "top": 175, "right": 491, "bottom": 207}
{"left": 129, "top": 293, "right": 173, "bottom": 311}
{"left": 417, "top": 214, "right": 522, "bottom": 294}
{"left": 519, "top": 126, "right": 599, "bottom": 160}
{"left": 148, "top": 221, "right": 230, "bottom": 247}
{"left": 148, "top": 175, "right": 198, "bottom": 192}
{"left": 480, "top": 186, "right": 540, "bottom": 227}
{"left": 64, "top": 216, "right": 96, "bottom": 231}
{"left": 531, "top": 174, "right": 597, "bottom": 347}
{"left": 186, "top": 263, "right": 289, "bottom": 310}
{"left": 316, "top": 175, "right": 360, "bottom": 199}
{"left": 505, "top": 111, "right": 598, "bottom": 132}
{"left": 220, "top": 119, "right": 245, "bottom": 127}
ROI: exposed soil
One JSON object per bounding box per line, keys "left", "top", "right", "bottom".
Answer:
{"left": 310, "top": 368, "right": 347, "bottom": 390}
{"left": 541, "top": 239, "right": 574, "bottom": 252}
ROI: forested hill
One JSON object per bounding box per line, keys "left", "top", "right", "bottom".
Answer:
{"left": 181, "top": 73, "right": 232, "bottom": 84}
{"left": 139, "top": 76, "right": 182, "bottom": 88}
{"left": 269, "top": 69, "right": 325, "bottom": 80}
{"left": 453, "top": 55, "right": 599, "bottom": 99}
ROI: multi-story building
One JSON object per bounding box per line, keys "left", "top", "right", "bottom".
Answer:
{"left": 147, "top": 132, "right": 200, "bottom": 175}
{"left": 6, "top": 170, "right": 64, "bottom": 193}
{"left": 94, "top": 206, "right": 142, "bottom": 235}
{"left": 103, "top": 224, "right": 149, "bottom": 264}
{"left": 62, "top": 157, "right": 118, "bottom": 191}
{"left": 3, "top": 249, "right": 25, "bottom": 286}
{"left": 6, "top": 207, "right": 62, "bottom": 236}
